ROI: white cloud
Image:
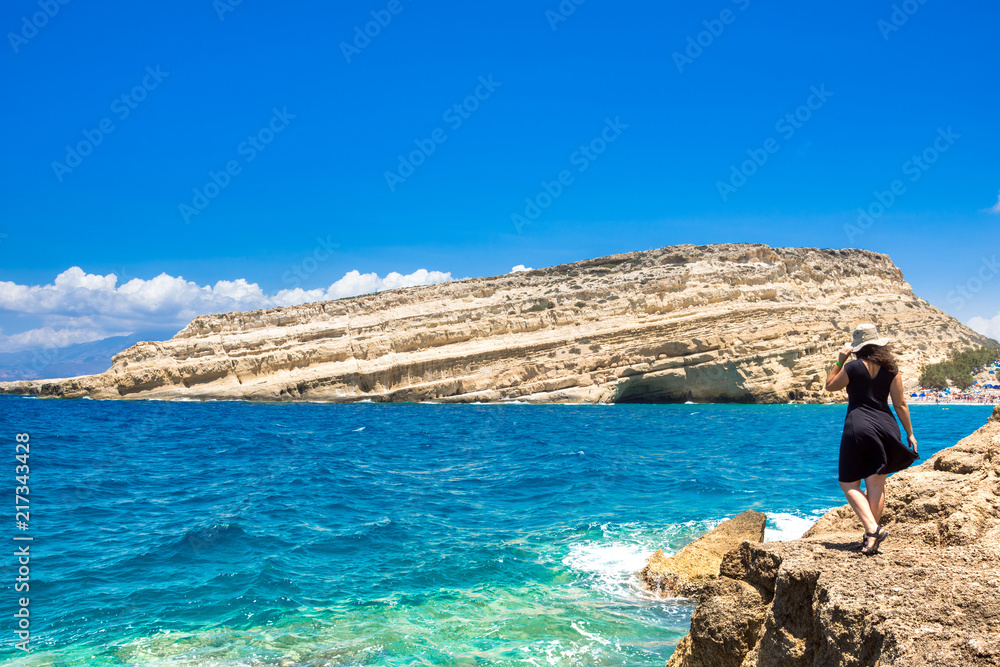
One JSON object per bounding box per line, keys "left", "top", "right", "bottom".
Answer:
{"left": 0, "top": 266, "right": 452, "bottom": 353}
{"left": 987, "top": 190, "right": 1000, "bottom": 214}
{"left": 510, "top": 265, "right": 533, "bottom": 273}
{"left": 968, "top": 311, "right": 1000, "bottom": 340}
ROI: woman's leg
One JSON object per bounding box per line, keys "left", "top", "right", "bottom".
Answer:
{"left": 865, "top": 474, "right": 887, "bottom": 525}
{"left": 840, "top": 480, "right": 879, "bottom": 535}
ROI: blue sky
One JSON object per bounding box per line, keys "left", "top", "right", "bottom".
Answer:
{"left": 1, "top": 0, "right": 999, "bottom": 358}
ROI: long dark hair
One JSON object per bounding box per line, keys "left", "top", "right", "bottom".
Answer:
{"left": 855, "top": 344, "right": 898, "bottom": 375}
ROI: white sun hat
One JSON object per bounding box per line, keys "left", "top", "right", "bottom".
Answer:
{"left": 851, "top": 323, "right": 890, "bottom": 352}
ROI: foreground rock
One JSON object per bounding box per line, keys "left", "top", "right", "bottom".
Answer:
{"left": 1, "top": 244, "right": 994, "bottom": 403}
{"left": 642, "top": 510, "right": 766, "bottom": 596}
{"left": 667, "top": 406, "right": 1000, "bottom": 667}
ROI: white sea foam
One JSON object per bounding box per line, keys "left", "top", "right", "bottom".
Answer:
{"left": 564, "top": 541, "right": 655, "bottom": 581}
{"left": 682, "top": 517, "right": 727, "bottom": 532}
{"left": 764, "top": 512, "right": 825, "bottom": 542}
{"left": 570, "top": 621, "right": 611, "bottom": 646}
{"left": 564, "top": 513, "right": 828, "bottom": 604}
{"left": 563, "top": 539, "right": 660, "bottom": 600}
{"left": 519, "top": 638, "right": 605, "bottom": 666}
{"left": 560, "top": 520, "right": 706, "bottom": 602}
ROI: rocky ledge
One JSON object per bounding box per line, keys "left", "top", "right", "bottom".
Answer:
{"left": 642, "top": 510, "right": 767, "bottom": 597}
{"left": 0, "top": 243, "right": 994, "bottom": 403}
{"left": 666, "top": 405, "right": 1000, "bottom": 667}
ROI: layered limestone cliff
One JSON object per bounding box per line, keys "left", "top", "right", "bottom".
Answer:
{"left": 665, "top": 406, "right": 1000, "bottom": 667}
{"left": 1, "top": 243, "right": 994, "bottom": 402}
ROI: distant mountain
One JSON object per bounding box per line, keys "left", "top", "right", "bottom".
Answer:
{"left": 0, "top": 333, "right": 172, "bottom": 381}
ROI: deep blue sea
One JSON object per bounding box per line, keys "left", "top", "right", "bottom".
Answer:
{"left": 0, "top": 398, "right": 992, "bottom": 666}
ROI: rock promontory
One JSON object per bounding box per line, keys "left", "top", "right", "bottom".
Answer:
{"left": 1, "top": 243, "right": 993, "bottom": 402}
{"left": 666, "top": 406, "right": 1000, "bottom": 667}
{"left": 642, "top": 510, "right": 767, "bottom": 597}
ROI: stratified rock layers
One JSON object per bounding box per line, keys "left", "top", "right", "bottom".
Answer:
{"left": 1, "top": 244, "right": 993, "bottom": 402}
{"left": 667, "top": 406, "right": 1000, "bottom": 667}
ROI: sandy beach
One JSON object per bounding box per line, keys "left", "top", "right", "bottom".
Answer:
{"left": 908, "top": 362, "right": 1000, "bottom": 405}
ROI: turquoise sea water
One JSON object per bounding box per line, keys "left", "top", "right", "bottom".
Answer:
{"left": 0, "top": 398, "right": 992, "bottom": 666}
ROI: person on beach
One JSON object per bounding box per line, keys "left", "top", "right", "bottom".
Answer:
{"left": 825, "top": 323, "right": 918, "bottom": 556}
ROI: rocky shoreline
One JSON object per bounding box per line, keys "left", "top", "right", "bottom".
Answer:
{"left": 658, "top": 405, "right": 1000, "bottom": 667}
{"left": 1, "top": 243, "right": 994, "bottom": 403}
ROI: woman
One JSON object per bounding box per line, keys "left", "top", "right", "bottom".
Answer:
{"left": 825, "top": 323, "right": 918, "bottom": 556}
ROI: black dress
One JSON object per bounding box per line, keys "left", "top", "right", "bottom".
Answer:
{"left": 838, "top": 359, "right": 917, "bottom": 482}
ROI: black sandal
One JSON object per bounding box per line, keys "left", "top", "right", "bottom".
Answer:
{"left": 861, "top": 526, "right": 888, "bottom": 556}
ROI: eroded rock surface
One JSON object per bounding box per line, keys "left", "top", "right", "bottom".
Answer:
{"left": 1, "top": 244, "right": 993, "bottom": 402}
{"left": 642, "top": 510, "right": 766, "bottom": 596}
{"left": 667, "top": 406, "right": 1000, "bottom": 667}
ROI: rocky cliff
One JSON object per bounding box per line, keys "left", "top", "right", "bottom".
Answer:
{"left": 1, "top": 243, "right": 993, "bottom": 402}
{"left": 666, "top": 406, "right": 1000, "bottom": 667}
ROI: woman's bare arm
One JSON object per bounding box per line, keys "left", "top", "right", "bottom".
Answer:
{"left": 889, "top": 373, "right": 917, "bottom": 448}
{"left": 825, "top": 344, "right": 853, "bottom": 392}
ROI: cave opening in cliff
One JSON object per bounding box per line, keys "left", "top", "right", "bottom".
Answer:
{"left": 611, "top": 371, "right": 753, "bottom": 404}
{"left": 613, "top": 390, "right": 693, "bottom": 404}
{"left": 612, "top": 381, "right": 702, "bottom": 404}
{"left": 613, "top": 391, "right": 755, "bottom": 404}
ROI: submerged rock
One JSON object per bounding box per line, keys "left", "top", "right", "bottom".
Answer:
{"left": 641, "top": 510, "right": 767, "bottom": 597}
{"left": 667, "top": 405, "right": 1000, "bottom": 667}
